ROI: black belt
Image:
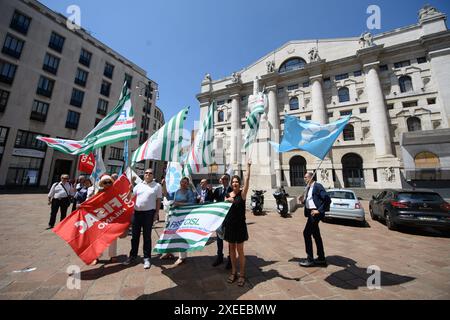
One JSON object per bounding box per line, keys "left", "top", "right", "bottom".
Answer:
{"left": 135, "top": 209, "right": 156, "bottom": 213}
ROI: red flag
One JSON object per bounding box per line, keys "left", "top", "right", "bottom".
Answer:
{"left": 78, "top": 152, "right": 95, "bottom": 174}
{"left": 53, "top": 174, "right": 135, "bottom": 265}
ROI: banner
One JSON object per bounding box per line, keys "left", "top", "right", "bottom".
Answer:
{"left": 270, "top": 115, "right": 351, "bottom": 160}
{"left": 154, "top": 202, "right": 232, "bottom": 253}
{"left": 165, "top": 162, "right": 183, "bottom": 193}
{"left": 78, "top": 152, "right": 95, "bottom": 174}
{"left": 131, "top": 107, "right": 189, "bottom": 164}
{"left": 90, "top": 148, "right": 106, "bottom": 189}
{"left": 244, "top": 92, "right": 267, "bottom": 150}
{"left": 53, "top": 174, "right": 135, "bottom": 265}
{"left": 184, "top": 102, "right": 214, "bottom": 175}
{"left": 37, "top": 83, "right": 136, "bottom": 155}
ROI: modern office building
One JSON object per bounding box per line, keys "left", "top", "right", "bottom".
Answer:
{"left": 197, "top": 5, "right": 450, "bottom": 191}
{"left": 0, "top": 0, "right": 165, "bottom": 190}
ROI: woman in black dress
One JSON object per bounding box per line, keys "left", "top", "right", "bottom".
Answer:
{"left": 223, "top": 160, "right": 251, "bottom": 286}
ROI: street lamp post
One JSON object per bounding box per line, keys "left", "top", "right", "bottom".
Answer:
{"left": 136, "top": 80, "right": 153, "bottom": 143}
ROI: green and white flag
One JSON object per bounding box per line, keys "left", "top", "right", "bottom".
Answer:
{"left": 243, "top": 92, "right": 267, "bottom": 150}
{"left": 131, "top": 107, "right": 189, "bottom": 164}
{"left": 37, "top": 83, "right": 136, "bottom": 155}
{"left": 89, "top": 86, "right": 137, "bottom": 149}
{"left": 183, "top": 102, "right": 215, "bottom": 176}
{"left": 153, "top": 202, "right": 232, "bottom": 253}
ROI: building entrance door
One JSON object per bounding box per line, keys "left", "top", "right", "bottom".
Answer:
{"left": 52, "top": 160, "right": 72, "bottom": 184}
{"left": 342, "top": 153, "right": 364, "bottom": 188}
{"left": 289, "top": 156, "right": 307, "bottom": 186}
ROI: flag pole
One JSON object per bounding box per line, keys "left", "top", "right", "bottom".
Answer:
{"left": 311, "top": 157, "right": 325, "bottom": 182}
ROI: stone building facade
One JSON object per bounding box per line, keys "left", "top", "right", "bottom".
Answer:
{"left": 0, "top": 0, "right": 165, "bottom": 190}
{"left": 196, "top": 5, "right": 450, "bottom": 191}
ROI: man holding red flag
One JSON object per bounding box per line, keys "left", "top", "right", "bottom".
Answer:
{"left": 53, "top": 174, "right": 135, "bottom": 265}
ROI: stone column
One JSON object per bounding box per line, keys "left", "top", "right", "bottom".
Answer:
{"left": 364, "top": 63, "right": 393, "bottom": 158}
{"left": 230, "top": 93, "right": 241, "bottom": 174}
{"left": 310, "top": 75, "right": 328, "bottom": 125}
{"left": 267, "top": 86, "right": 281, "bottom": 186}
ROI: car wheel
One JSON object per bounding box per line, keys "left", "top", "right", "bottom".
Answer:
{"left": 369, "top": 206, "right": 377, "bottom": 221}
{"left": 385, "top": 212, "right": 397, "bottom": 230}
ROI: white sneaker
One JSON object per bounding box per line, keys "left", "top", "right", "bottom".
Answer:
{"left": 143, "top": 258, "right": 151, "bottom": 269}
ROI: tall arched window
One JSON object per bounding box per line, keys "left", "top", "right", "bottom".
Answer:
{"left": 217, "top": 110, "right": 224, "bottom": 122}
{"left": 342, "top": 153, "right": 364, "bottom": 187}
{"left": 338, "top": 87, "right": 350, "bottom": 103}
{"left": 289, "top": 97, "right": 299, "bottom": 110}
{"left": 407, "top": 117, "right": 421, "bottom": 132}
{"left": 278, "top": 57, "right": 306, "bottom": 73}
{"left": 399, "top": 76, "right": 413, "bottom": 93}
{"left": 289, "top": 156, "right": 307, "bottom": 186}
{"left": 343, "top": 124, "right": 355, "bottom": 141}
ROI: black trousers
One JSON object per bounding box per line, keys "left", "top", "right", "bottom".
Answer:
{"left": 216, "top": 237, "right": 223, "bottom": 257}
{"left": 49, "top": 198, "right": 70, "bottom": 227}
{"left": 130, "top": 210, "right": 155, "bottom": 259}
{"left": 303, "top": 208, "right": 325, "bottom": 260}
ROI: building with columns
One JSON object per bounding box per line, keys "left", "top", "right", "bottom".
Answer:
{"left": 0, "top": 0, "right": 165, "bottom": 190}
{"left": 196, "top": 5, "right": 450, "bottom": 192}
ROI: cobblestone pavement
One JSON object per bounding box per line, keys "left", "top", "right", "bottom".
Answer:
{"left": 0, "top": 194, "right": 449, "bottom": 300}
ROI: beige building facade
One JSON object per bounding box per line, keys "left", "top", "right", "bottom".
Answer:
{"left": 0, "top": 0, "right": 166, "bottom": 190}
{"left": 197, "top": 5, "right": 450, "bottom": 191}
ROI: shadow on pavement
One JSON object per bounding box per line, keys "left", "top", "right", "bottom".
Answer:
{"left": 323, "top": 218, "right": 370, "bottom": 228}
{"left": 136, "top": 255, "right": 298, "bottom": 300}
{"left": 396, "top": 226, "right": 450, "bottom": 238}
{"left": 324, "top": 255, "right": 415, "bottom": 290}
{"left": 80, "top": 254, "right": 132, "bottom": 280}
{"left": 370, "top": 220, "right": 450, "bottom": 238}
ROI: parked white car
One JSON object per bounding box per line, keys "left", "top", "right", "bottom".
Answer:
{"left": 325, "top": 189, "right": 365, "bottom": 224}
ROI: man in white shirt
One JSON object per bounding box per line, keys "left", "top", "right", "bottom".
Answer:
{"left": 47, "top": 174, "right": 75, "bottom": 229}
{"left": 124, "top": 169, "right": 162, "bottom": 269}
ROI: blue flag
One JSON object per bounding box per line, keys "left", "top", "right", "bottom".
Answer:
{"left": 270, "top": 115, "right": 351, "bottom": 159}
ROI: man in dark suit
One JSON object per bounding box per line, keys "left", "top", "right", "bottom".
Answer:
{"left": 297, "top": 172, "right": 330, "bottom": 267}
{"left": 211, "top": 174, "right": 232, "bottom": 268}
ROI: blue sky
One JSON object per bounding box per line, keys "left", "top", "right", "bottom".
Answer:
{"left": 40, "top": 0, "right": 450, "bottom": 130}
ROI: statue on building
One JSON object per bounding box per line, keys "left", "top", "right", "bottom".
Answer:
{"left": 320, "top": 168, "right": 329, "bottom": 182}
{"left": 308, "top": 47, "right": 320, "bottom": 62}
{"left": 231, "top": 72, "right": 241, "bottom": 83}
{"left": 383, "top": 167, "right": 395, "bottom": 182}
{"left": 419, "top": 5, "right": 440, "bottom": 21}
{"left": 359, "top": 31, "right": 374, "bottom": 48}
{"left": 203, "top": 73, "right": 211, "bottom": 83}
{"left": 266, "top": 60, "right": 275, "bottom": 73}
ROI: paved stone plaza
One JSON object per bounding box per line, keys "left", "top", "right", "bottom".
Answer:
{"left": 0, "top": 194, "right": 449, "bottom": 300}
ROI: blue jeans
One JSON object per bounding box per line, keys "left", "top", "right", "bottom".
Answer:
{"left": 130, "top": 210, "right": 155, "bottom": 259}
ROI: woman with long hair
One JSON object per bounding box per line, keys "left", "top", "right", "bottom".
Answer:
{"left": 223, "top": 160, "right": 251, "bottom": 287}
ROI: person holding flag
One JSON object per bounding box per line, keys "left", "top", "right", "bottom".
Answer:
{"left": 161, "top": 176, "right": 196, "bottom": 265}
{"left": 211, "top": 174, "right": 232, "bottom": 268}
{"left": 224, "top": 160, "right": 252, "bottom": 287}
{"left": 124, "top": 168, "right": 162, "bottom": 269}
{"left": 270, "top": 115, "right": 348, "bottom": 268}
{"left": 89, "top": 174, "right": 120, "bottom": 265}
{"left": 297, "top": 172, "right": 330, "bottom": 267}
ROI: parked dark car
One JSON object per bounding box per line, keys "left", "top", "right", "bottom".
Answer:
{"left": 369, "top": 189, "right": 450, "bottom": 231}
